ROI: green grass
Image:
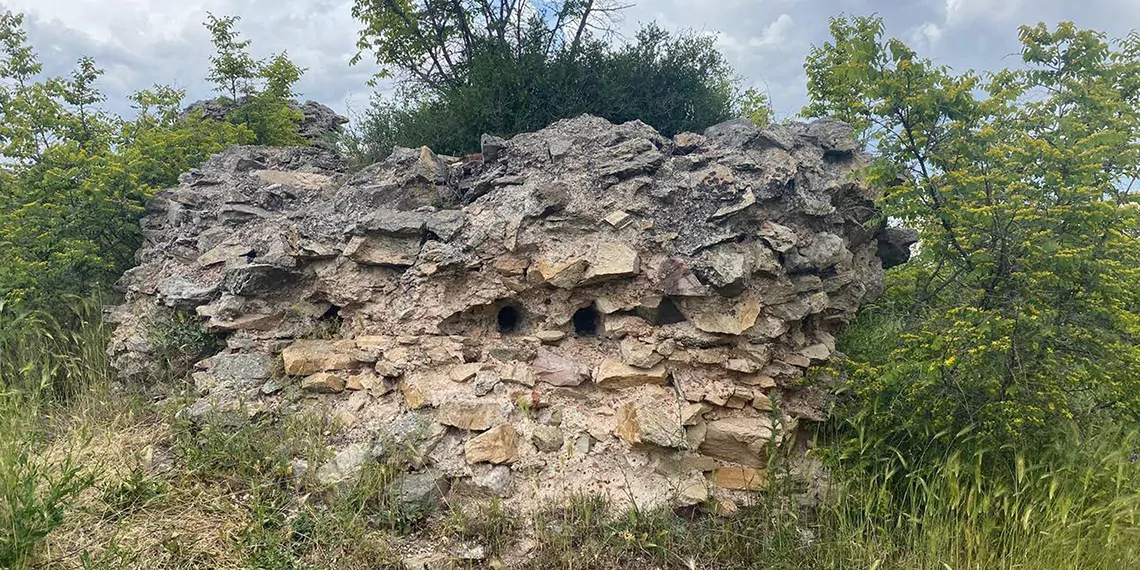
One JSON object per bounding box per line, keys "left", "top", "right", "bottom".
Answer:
{"left": 814, "top": 419, "right": 1140, "bottom": 570}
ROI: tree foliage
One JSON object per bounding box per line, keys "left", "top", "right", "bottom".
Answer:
{"left": 351, "top": 0, "right": 627, "bottom": 89}
{"left": 204, "top": 13, "right": 307, "bottom": 146}
{"left": 805, "top": 16, "right": 1140, "bottom": 446}
{"left": 0, "top": 11, "right": 254, "bottom": 312}
{"left": 349, "top": 17, "right": 740, "bottom": 160}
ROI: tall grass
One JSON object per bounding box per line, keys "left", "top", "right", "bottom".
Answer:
{"left": 817, "top": 415, "right": 1140, "bottom": 570}
{"left": 0, "top": 297, "right": 115, "bottom": 401}
{"left": 0, "top": 298, "right": 112, "bottom": 568}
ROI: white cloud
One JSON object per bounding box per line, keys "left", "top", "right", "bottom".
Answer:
{"left": 945, "top": 0, "right": 1024, "bottom": 26}
{"left": 909, "top": 21, "right": 944, "bottom": 48}
{"left": 751, "top": 13, "right": 796, "bottom": 48}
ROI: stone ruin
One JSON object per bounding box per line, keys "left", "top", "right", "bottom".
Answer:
{"left": 108, "top": 114, "right": 914, "bottom": 513}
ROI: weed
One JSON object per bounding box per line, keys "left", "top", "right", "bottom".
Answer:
{"left": 143, "top": 309, "right": 221, "bottom": 380}
{"left": 444, "top": 499, "right": 520, "bottom": 556}
{"left": 0, "top": 394, "right": 97, "bottom": 569}
{"left": 99, "top": 467, "right": 171, "bottom": 519}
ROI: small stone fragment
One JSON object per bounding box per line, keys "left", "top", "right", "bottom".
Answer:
{"left": 473, "top": 370, "right": 501, "bottom": 396}
{"left": 283, "top": 340, "right": 360, "bottom": 376}
{"left": 532, "top": 425, "right": 564, "bottom": 453}
{"left": 700, "top": 417, "right": 774, "bottom": 467}
{"left": 594, "top": 359, "right": 669, "bottom": 387}
{"left": 536, "top": 330, "right": 566, "bottom": 344}
{"left": 603, "top": 210, "right": 634, "bottom": 229}
{"left": 583, "top": 242, "right": 640, "bottom": 283}
{"left": 751, "top": 391, "right": 773, "bottom": 412}
{"left": 375, "top": 361, "right": 403, "bottom": 378}
{"left": 449, "top": 362, "right": 483, "bottom": 383}
{"left": 436, "top": 401, "right": 507, "bottom": 431}
{"left": 676, "top": 475, "right": 710, "bottom": 507}
{"left": 316, "top": 443, "right": 371, "bottom": 486}
{"left": 464, "top": 424, "right": 519, "bottom": 464}
{"left": 711, "top": 466, "right": 767, "bottom": 491}
{"left": 798, "top": 343, "right": 831, "bottom": 362}
{"left": 302, "top": 373, "right": 346, "bottom": 394}
{"left": 470, "top": 464, "right": 512, "bottom": 497}
{"left": 533, "top": 257, "right": 588, "bottom": 288}
{"left": 620, "top": 338, "right": 665, "bottom": 369}
{"left": 345, "top": 375, "right": 366, "bottom": 391}
{"left": 574, "top": 434, "right": 593, "bottom": 455}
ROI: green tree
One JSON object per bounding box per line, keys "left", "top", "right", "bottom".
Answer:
{"left": 804, "top": 16, "right": 1140, "bottom": 447}
{"left": 204, "top": 13, "right": 258, "bottom": 102}
{"left": 0, "top": 11, "right": 252, "bottom": 312}
{"left": 203, "top": 14, "right": 307, "bottom": 146}
{"left": 348, "top": 18, "right": 740, "bottom": 160}
{"left": 350, "top": 0, "right": 626, "bottom": 88}
{"left": 739, "top": 87, "right": 773, "bottom": 128}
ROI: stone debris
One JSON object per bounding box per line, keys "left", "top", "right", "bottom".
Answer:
{"left": 301, "top": 372, "right": 346, "bottom": 394}
{"left": 465, "top": 424, "right": 519, "bottom": 464}
{"left": 109, "top": 114, "right": 909, "bottom": 513}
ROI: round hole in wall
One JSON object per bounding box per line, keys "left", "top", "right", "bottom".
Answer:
{"left": 497, "top": 305, "right": 523, "bottom": 334}
{"left": 573, "top": 305, "right": 600, "bottom": 337}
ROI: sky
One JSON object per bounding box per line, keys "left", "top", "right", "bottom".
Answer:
{"left": 1, "top": 0, "right": 1138, "bottom": 121}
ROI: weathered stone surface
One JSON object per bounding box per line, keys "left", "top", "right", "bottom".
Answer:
{"left": 110, "top": 114, "right": 904, "bottom": 514}
{"left": 758, "top": 221, "right": 798, "bottom": 253}
{"left": 395, "top": 470, "right": 450, "bottom": 511}
{"left": 877, "top": 227, "right": 918, "bottom": 269}
{"left": 221, "top": 264, "right": 295, "bottom": 296}
{"left": 531, "top": 425, "right": 564, "bottom": 452}
{"left": 344, "top": 235, "right": 420, "bottom": 267}
{"left": 157, "top": 278, "right": 218, "bottom": 308}
{"left": 436, "top": 402, "right": 507, "bottom": 432}
{"left": 787, "top": 232, "right": 850, "bottom": 271}
{"left": 683, "top": 298, "right": 762, "bottom": 335}
{"left": 583, "top": 242, "right": 640, "bottom": 283}
{"left": 209, "top": 353, "right": 275, "bottom": 383}
{"left": 675, "top": 474, "right": 710, "bottom": 507}
{"left": 533, "top": 257, "right": 588, "bottom": 288}
{"left": 700, "top": 418, "right": 775, "bottom": 467}
{"left": 283, "top": 341, "right": 360, "bottom": 376}
{"left": 465, "top": 424, "right": 519, "bottom": 464}
{"left": 657, "top": 258, "right": 709, "bottom": 296}
{"left": 711, "top": 466, "right": 767, "bottom": 491}
{"left": 317, "top": 443, "right": 371, "bottom": 486}
{"left": 302, "top": 372, "right": 346, "bottom": 393}
{"left": 532, "top": 349, "right": 588, "bottom": 387}
{"left": 470, "top": 464, "right": 512, "bottom": 497}
{"left": 595, "top": 359, "right": 669, "bottom": 387}
{"left": 620, "top": 338, "right": 665, "bottom": 369}
{"left": 448, "top": 363, "right": 484, "bottom": 383}
{"left": 374, "top": 413, "right": 448, "bottom": 466}
{"left": 613, "top": 402, "right": 686, "bottom": 448}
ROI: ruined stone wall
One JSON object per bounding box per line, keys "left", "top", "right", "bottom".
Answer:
{"left": 108, "top": 115, "right": 912, "bottom": 512}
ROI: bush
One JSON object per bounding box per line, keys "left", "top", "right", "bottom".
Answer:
{"left": 346, "top": 23, "right": 740, "bottom": 162}
{"left": 143, "top": 310, "right": 222, "bottom": 381}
